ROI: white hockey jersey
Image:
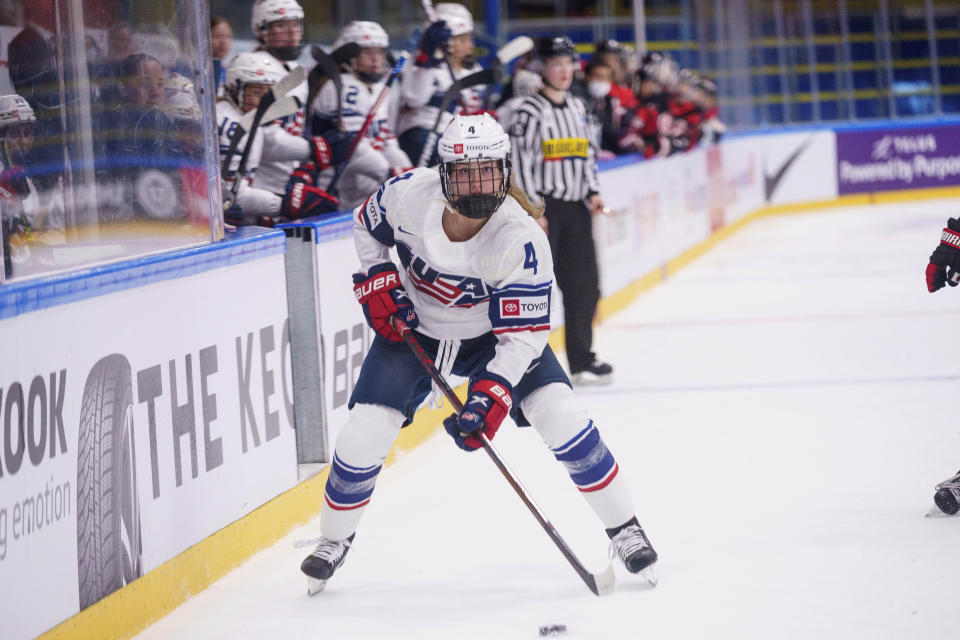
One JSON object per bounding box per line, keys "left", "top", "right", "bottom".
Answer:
{"left": 216, "top": 98, "right": 280, "bottom": 215}
{"left": 397, "top": 62, "right": 487, "bottom": 135}
{"left": 251, "top": 58, "right": 310, "bottom": 195}
{"left": 311, "top": 71, "right": 411, "bottom": 208}
{"left": 354, "top": 168, "right": 553, "bottom": 386}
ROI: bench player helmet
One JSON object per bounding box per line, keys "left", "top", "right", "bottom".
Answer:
{"left": 0, "top": 94, "right": 36, "bottom": 161}
{"left": 434, "top": 3, "right": 474, "bottom": 36}
{"left": 438, "top": 113, "right": 511, "bottom": 219}
{"left": 225, "top": 51, "right": 286, "bottom": 107}
{"left": 251, "top": 0, "right": 305, "bottom": 61}
{"left": 333, "top": 21, "right": 390, "bottom": 83}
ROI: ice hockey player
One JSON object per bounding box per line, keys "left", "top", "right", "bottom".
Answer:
{"left": 217, "top": 52, "right": 340, "bottom": 226}
{"left": 397, "top": 2, "right": 486, "bottom": 166}
{"left": 309, "top": 21, "right": 412, "bottom": 209}
{"left": 924, "top": 219, "right": 960, "bottom": 515}
{"left": 0, "top": 93, "right": 64, "bottom": 276}
{"left": 299, "top": 113, "right": 658, "bottom": 593}
{"left": 250, "top": 0, "right": 341, "bottom": 201}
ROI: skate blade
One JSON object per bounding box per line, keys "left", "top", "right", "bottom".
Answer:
{"left": 306, "top": 577, "right": 328, "bottom": 596}
{"left": 640, "top": 566, "right": 658, "bottom": 587}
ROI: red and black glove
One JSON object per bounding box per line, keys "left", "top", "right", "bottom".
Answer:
{"left": 309, "top": 131, "right": 351, "bottom": 170}
{"left": 281, "top": 182, "right": 339, "bottom": 220}
{"left": 352, "top": 262, "right": 419, "bottom": 341}
{"left": 0, "top": 165, "right": 29, "bottom": 201}
{"left": 289, "top": 162, "right": 319, "bottom": 187}
{"left": 927, "top": 218, "right": 960, "bottom": 292}
{"left": 443, "top": 373, "right": 513, "bottom": 451}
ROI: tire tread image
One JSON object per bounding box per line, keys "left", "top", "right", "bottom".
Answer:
{"left": 77, "top": 354, "right": 133, "bottom": 610}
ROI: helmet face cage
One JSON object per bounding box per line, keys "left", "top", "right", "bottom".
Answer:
{"left": 440, "top": 156, "right": 512, "bottom": 220}
{"left": 252, "top": 0, "right": 305, "bottom": 61}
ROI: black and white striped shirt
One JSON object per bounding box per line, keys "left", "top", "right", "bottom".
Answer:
{"left": 508, "top": 92, "right": 601, "bottom": 204}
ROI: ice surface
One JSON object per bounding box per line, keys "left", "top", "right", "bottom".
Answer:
{"left": 136, "top": 199, "right": 960, "bottom": 639}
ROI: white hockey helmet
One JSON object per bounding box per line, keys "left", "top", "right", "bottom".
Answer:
{"left": 435, "top": 3, "right": 474, "bottom": 36}
{"left": 438, "top": 113, "right": 511, "bottom": 219}
{"left": 226, "top": 51, "right": 286, "bottom": 103}
{"left": 0, "top": 94, "right": 36, "bottom": 128}
{"left": 334, "top": 21, "right": 389, "bottom": 51}
{"left": 163, "top": 74, "right": 201, "bottom": 123}
{"left": 251, "top": 0, "right": 305, "bottom": 60}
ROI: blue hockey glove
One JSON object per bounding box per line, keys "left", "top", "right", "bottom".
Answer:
{"left": 444, "top": 373, "right": 513, "bottom": 451}
{"left": 415, "top": 20, "right": 451, "bottom": 66}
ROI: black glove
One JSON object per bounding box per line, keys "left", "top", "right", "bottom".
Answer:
{"left": 926, "top": 218, "right": 960, "bottom": 293}
{"left": 416, "top": 20, "right": 451, "bottom": 66}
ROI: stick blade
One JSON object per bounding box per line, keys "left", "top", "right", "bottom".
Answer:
{"left": 587, "top": 561, "right": 617, "bottom": 596}
{"left": 276, "top": 65, "right": 306, "bottom": 95}
{"left": 497, "top": 36, "right": 535, "bottom": 65}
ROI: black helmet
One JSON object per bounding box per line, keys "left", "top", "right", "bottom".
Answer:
{"left": 536, "top": 35, "right": 577, "bottom": 61}
{"left": 595, "top": 39, "right": 622, "bottom": 56}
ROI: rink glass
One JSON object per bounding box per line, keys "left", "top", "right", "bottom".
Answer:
{"left": 0, "top": 0, "right": 222, "bottom": 283}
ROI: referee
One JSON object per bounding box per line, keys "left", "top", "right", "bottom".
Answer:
{"left": 508, "top": 36, "right": 612, "bottom": 385}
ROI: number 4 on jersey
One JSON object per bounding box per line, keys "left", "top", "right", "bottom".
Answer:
{"left": 523, "top": 241, "right": 538, "bottom": 274}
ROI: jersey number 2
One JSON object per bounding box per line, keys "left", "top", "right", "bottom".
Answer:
{"left": 523, "top": 241, "right": 538, "bottom": 274}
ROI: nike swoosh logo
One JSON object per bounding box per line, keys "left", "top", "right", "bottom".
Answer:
{"left": 397, "top": 226, "right": 416, "bottom": 236}
{"left": 525, "top": 361, "right": 541, "bottom": 375}
{"left": 764, "top": 137, "right": 814, "bottom": 202}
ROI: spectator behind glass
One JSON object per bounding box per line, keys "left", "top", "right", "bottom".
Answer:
{"left": 211, "top": 16, "right": 233, "bottom": 98}
{"left": 583, "top": 61, "right": 627, "bottom": 158}
{"left": 96, "top": 22, "right": 137, "bottom": 105}
{"left": 7, "top": 2, "right": 64, "bottom": 189}
{"left": 593, "top": 39, "right": 637, "bottom": 110}
{"left": 105, "top": 53, "right": 174, "bottom": 167}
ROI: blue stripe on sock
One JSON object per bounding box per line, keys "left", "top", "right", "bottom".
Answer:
{"left": 325, "top": 455, "right": 383, "bottom": 506}
{"left": 551, "top": 422, "right": 618, "bottom": 488}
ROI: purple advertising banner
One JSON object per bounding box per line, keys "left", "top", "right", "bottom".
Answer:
{"left": 836, "top": 124, "right": 960, "bottom": 195}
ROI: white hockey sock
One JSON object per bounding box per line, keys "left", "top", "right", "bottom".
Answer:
{"left": 320, "top": 403, "right": 405, "bottom": 541}
{"left": 523, "top": 383, "right": 636, "bottom": 529}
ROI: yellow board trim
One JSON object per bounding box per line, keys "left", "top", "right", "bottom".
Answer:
{"left": 41, "top": 183, "right": 960, "bottom": 640}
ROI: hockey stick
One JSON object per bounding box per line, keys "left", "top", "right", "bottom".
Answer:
{"left": 389, "top": 314, "right": 617, "bottom": 597}
{"left": 221, "top": 95, "right": 300, "bottom": 181}
{"left": 325, "top": 33, "right": 419, "bottom": 195}
{"left": 415, "top": 66, "right": 499, "bottom": 167}
{"left": 307, "top": 43, "right": 360, "bottom": 132}
{"left": 225, "top": 66, "right": 306, "bottom": 209}
{"left": 485, "top": 36, "right": 535, "bottom": 110}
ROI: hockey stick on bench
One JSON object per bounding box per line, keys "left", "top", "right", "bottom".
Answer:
{"left": 325, "top": 32, "right": 420, "bottom": 195}
{"left": 389, "top": 314, "right": 617, "bottom": 597}
{"left": 416, "top": 66, "right": 499, "bottom": 167}
{"left": 223, "top": 66, "right": 306, "bottom": 211}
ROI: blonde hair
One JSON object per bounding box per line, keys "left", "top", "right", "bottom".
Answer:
{"left": 507, "top": 179, "right": 545, "bottom": 219}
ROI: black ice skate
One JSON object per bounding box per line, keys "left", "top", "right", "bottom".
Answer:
{"left": 301, "top": 533, "right": 355, "bottom": 596}
{"left": 934, "top": 472, "right": 960, "bottom": 516}
{"left": 608, "top": 521, "right": 658, "bottom": 584}
{"left": 571, "top": 357, "right": 613, "bottom": 386}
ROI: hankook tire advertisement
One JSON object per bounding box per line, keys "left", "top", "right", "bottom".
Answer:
{"left": 0, "top": 254, "right": 298, "bottom": 640}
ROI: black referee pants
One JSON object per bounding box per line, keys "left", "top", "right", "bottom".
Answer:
{"left": 544, "top": 196, "right": 600, "bottom": 373}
